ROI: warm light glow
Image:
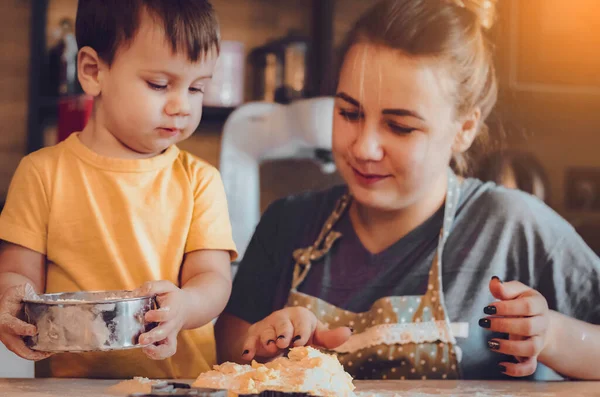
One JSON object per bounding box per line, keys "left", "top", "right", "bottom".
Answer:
{"left": 515, "top": 0, "right": 600, "bottom": 87}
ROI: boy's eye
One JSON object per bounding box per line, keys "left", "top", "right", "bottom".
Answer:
{"left": 147, "top": 82, "right": 167, "bottom": 90}
{"left": 189, "top": 87, "right": 205, "bottom": 94}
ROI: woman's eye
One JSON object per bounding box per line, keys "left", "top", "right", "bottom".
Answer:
{"left": 388, "top": 122, "right": 416, "bottom": 135}
{"left": 189, "top": 87, "right": 205, "bottom": 94}
{"left": 338, "top": 109, "right": 362, "bottom": 122}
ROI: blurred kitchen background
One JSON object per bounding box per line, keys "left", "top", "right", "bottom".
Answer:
{"left": 0, "top": 0, "right": 600, "bottom": 376}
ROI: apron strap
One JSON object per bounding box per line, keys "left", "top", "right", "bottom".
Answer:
{"left": 291, "top": 194, "right": 351, "bottom": 290}
{"left": 291, "top": 169, "right": 462, "bottom": 292}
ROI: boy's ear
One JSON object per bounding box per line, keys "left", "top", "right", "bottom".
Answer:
{"left": 77, "top": 46, "right": 106, "bottom": 97}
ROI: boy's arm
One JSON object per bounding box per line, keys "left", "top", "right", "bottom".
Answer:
{"left": 0, "top": 241, "right": 46, "bottom": 296}
{"left": 137, "top": 249, "right": 232, "bottom": 359}
{"left": 139, "top": 249, "right": 232, "bottom": 331}
{"left": 0, "top": 241, "right": 52, "bottom": 361}
{"left": 179, "top": 249, "right": 232, "bottom": 330}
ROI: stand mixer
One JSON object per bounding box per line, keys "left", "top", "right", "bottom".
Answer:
{"left": 219, "top": 97, "right": 337, "bottom": 260}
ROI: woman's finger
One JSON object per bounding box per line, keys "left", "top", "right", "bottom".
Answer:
{"left": 487, "top": 336, "right": 545, "bottom": 358}
{"left": 489, "top": 278, "right": 533, "bottom": 301}
{"left": 484, "top": 294, "right": 547, "bottom": 317}
{"left": 241, "top": 332, "right": 261, "bottom": 361}
{"left": 479, "top": 315, "right": 548, "bottom": 337}
{"left": 290, "top": 314, "right": 316, "bottom": 347}
{"left": 259, "top": 325, "right": 279, "bottom": 355}
{"left": 312, "top": 323, "right": 352, "bottom": 349}
{"left": 274, "top": 318, "right": 294, "bottom": 349}
{"left": 499, "top": 356, "right": 538, "bottom": 377}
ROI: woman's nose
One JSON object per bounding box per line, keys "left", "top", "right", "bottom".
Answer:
{"left": 351, "top": 120, "right": 384, "bottom": 162}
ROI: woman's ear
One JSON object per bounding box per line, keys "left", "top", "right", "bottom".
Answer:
{"left": 453, "top": 107, "right": 482, "bottom": 153}
{"left": 77, "top": 46, "right": 105, "bottom": 97}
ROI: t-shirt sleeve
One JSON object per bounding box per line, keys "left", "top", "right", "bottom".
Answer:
{"left": 224, "top": 199, "right": 289, "bottom": 324}
{"left": 536, "top": 228, "right": 600, "bottom": 325}
{"left": 0, "top": 157, "right": 49, "bottom": 254}
{"left": 185, "top": 165, "right": 238, "bottom": 260}
{"left": 476, "top": 187, "right": 600, "bottom": 326}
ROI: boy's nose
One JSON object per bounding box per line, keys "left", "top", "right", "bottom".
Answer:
{"left": 165, "top": 95, "right": 191, "bottom": 116}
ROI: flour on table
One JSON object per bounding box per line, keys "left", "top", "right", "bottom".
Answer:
{"left": 107, "top": 377, "right": 167, "bottom": 395}
{"left": 193, "top": 346, "right": 356, "bottom": 396}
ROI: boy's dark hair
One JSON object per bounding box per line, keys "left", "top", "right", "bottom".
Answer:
{"left": 75, "top": 0, "right": 220, "bottom": 65}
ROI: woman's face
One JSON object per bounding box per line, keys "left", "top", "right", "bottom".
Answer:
{"left": 332, "top": 43, "right": 475, "bottom": 211}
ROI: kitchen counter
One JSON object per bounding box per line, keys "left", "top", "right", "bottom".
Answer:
{"left": 1, "top": 378, "right": 599, "bottom": 397}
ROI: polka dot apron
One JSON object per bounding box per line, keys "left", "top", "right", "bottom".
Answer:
{"left": 285, "top": 170, "right": 465, "bottom": 380}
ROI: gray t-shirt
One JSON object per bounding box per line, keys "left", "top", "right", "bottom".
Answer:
{"left": 225, "top": 179, "right": 600, "bottom": 380}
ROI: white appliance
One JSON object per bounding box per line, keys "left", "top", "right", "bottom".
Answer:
{"left": 219, "top": 97, "right": 336, "bottom": 260}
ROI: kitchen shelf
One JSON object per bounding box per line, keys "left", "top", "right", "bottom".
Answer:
{"left": 26, "top": 0, "right": 334, "bottom": 153}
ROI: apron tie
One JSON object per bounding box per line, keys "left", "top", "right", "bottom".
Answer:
{"left": 292, "top": 231, "right": 342, "bottom": 288}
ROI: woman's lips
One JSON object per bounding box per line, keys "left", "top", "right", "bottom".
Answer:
{"left": 351, "top": 166, "right": 391, "bottom": 185}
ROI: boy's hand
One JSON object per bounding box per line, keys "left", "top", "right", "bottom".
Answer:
{"left": 136, "top": 281, "right": 190, "bottom": 360}
{"left": 241, "top": 307, "right": 352, "bottom": 362}
{"left": 0, "top": 284, "right": 53, "bottom": 361}
{"left": 480, "top": 277, "right": 551, "bottom": 377}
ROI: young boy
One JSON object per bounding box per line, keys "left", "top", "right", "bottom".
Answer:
{"left": 0, "top": 0, "right": 237, "bottom": 379}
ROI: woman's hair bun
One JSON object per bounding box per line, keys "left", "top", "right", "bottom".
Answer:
{"left": 448, "top": 0, "right": 498, "bottom": 30}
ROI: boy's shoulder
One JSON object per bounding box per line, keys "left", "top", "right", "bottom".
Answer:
{"left": 19, "top": 139, "right": 72, "bottom": 174}
{"left": 175, "top": 149, "right": 213, "bottom": 169}
{"left": 175, "top": 149, "right": 221, "bottom": 182}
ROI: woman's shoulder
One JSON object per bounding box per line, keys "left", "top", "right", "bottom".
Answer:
{"left": 456, "top": 178, "right": 578, "bottom": 254}
{"left": 447, "top": 179, "right": 598, "bottom": 294}
{"left": 256, "top": 185, "right": 349, "bottom": 244}
{"left": 264, "top": 185, "right": 348, "bottom": 222}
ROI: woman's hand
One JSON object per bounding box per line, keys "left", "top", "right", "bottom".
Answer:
{"left": 480, "top": 276, "right": 552, "bottom": 377}
{"left": 241, "top": 307, "right": 352, "bottom": 361}
{"left": 136, "top": 281, "right": 190, "bottom": 360}
{"left": 0, "top": 284, "right": 53, "bottom": 361}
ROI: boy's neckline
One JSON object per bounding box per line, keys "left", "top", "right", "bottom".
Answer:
{"left": 63, "top": 132, "right": 180, "bottom": 173}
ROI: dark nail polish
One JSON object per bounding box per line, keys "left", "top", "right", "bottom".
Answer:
{"left": 267, "top": 339, "right": 275, "bottom": 345}
{"left": 242, "top": 350, "right": 249, "bottom": 356}
{"left": 491, "top": 276, "right": 503, "bottom": 283}
{"left": 498, "top": 364, "right": 507, "bottom": 373}
{"left": 479, "top": 318, "right": 491, "bottom": 328}
{"left": 484, "top": 305, "right": 497, "bottom": 315}
{"left": 277, "top": 335, "right": 285, "bottom": 340}
{"left": 487, "top": 340, "right": 501, "bottom": 350}
{"left": 292, "top": 335, "right": 301, "bottom": 343}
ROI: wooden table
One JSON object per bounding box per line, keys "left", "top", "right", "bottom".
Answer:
{"left": 0, "top": 378, "right": 598, "bottom": 396}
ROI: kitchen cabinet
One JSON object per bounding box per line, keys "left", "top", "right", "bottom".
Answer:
{"left": 25, "top": 0, "right": 337, "bottom": 154}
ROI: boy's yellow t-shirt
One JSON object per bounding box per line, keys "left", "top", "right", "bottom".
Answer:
{"left": 0, "top": 133, "right": 237, "bottom": 379}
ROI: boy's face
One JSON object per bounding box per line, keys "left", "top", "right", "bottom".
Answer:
{"left": 97, "top": 12, "right": 217, "bottom": 155}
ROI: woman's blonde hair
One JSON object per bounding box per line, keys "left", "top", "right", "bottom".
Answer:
{"left": 336, "top": 0, "right": 499, "bottom": 175}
